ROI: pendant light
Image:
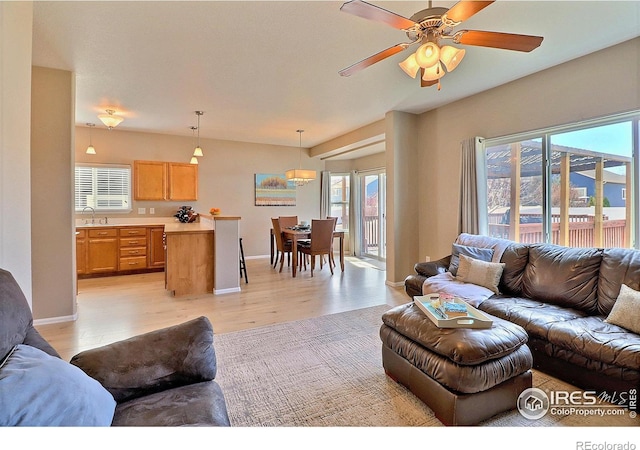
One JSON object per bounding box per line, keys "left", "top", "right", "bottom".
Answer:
{"left": 86, "top": 123, "right": 96, "bottom": 154}
{"left": 193, "top": 111, "right": 204, "bottom": 157}
{"left": 189, "top": 126, "right": 199, "bottom": 164}
{"left": 285, "top": 129, "right": 316, "bottom": 186}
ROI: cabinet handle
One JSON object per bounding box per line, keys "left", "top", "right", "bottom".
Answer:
{"left": 129, "top": 241, "right": 139, "bottom": 244}
{"left": 98, "top": 232, "right": 107, "bottom": 235}
{"left": 129, "top": 250, "right": 139, "bottom": 254}
{"left": 128, "top": 231, "right": 140, "bottom": 235}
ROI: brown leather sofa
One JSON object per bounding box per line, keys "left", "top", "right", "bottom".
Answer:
{"left": 404, "top": 233, "right": 640, "bottom": 395}
{"left": 0, "top": 268, "right": 230, "bottom": 426}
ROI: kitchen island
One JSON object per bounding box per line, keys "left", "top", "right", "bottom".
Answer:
{"left": 164, "top": 215, "right": 241, "bottom": 296}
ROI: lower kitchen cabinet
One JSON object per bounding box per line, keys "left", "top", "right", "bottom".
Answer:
{"left": 87, "top": 228, "right": 119, "bottom": 274}
{"left": 77, "top": 225, "right": 165, "bottom": 278}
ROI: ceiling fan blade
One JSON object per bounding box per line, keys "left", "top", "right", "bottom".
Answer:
{"left": 339, "top": 44, "right": 407, "bottom": 77}
{"left": 444, "top": 1, "right": 494, "bottom": 24}
{"left": 340, "top": 0, "right": 416, "bottom": 30}
{"left": 456, "top": 30, "right": 543, "bottom": 52}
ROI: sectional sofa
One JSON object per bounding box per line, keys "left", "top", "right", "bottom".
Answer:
{"left": 404, "top": 233, "right": 640, "bottom": 395}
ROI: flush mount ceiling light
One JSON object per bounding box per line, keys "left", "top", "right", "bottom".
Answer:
{"left": 193, "top": 111, "right": 204, "bottom": 157}
{"left": 98, "top": 109, "right": 124, "bottom": 130}
{"left": 339, "top": 0, "right": 543, "bottom": 90}
{"left": 86, "top": 123, "right": 96, "bottom": 154}
{"left": 285, "top": 129, "right": 316, "bottom": 186}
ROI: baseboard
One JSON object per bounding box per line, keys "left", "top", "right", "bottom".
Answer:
{"left": 215, "top": 287, "right": 242, "bottom": 295}
{"left": 246, "top": 255, "right": 269, "bottom": 260}
{"left": 33, "top": 313, "right": 78, "bottom": 326}
{"left": 385, "top": 280, "right": 405, "bottom": 288}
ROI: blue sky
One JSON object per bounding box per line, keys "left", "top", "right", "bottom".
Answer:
{"left": 551, "top": 121, "right": 632, "bottom": 157}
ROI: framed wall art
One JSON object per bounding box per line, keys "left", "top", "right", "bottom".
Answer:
{"left": 254, "top": 173, "right": 296, "bottom": 206}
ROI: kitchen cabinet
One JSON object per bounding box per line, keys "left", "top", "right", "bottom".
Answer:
{"left": 149, "top": 226, "right": 166, "bottom": 268}
{"left": 76, "top": 225, "right": 166, "bottom": 278}
{"left": 167, "top": 163, "right": 198, "bottom": 201}
{"left": 134, "top": 160, "right": 198, "bottom": 201}
{"left": 134, "top": 161, "right": 166, "bottom": 200}
{"left": 118, "top": 227, "right": 147, "bottom": 271}
{"left": 87, "top": 228, "right": 119, "bottom": 273}
{"left": 76, "top": 229, "right": 87, "bottom": 275}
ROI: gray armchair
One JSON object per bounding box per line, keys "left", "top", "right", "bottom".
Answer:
{"left": 0, "top": 268, "right": 230, "bottom": 426}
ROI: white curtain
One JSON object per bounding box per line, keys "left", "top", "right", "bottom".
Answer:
{"left": 320, "top": 171, "right": 331, "bottom": 219}
{"left": 348, "top": 170, "right": 361, "bottom": 256}
{"left": 459, "top": 137, "right": 486, "bottom": 235}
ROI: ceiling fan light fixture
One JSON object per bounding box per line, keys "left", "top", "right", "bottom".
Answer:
{"left": 193, "top": 146, "right": 203, "bottom": 157}
{"left": 440, "top": 46, "right": 466, "bottom": 72}
{"left": 399, "top": 53, "right": 420, "bottom": 78}
{"left": 421, "top": 62, "right": 445, "bottom": 82}
{"left": 98, "top": 109, "right": 124, "bottom": 130}
{"left": 414, "top": 42, "right": 440, "bottom": 68}
{"left": 190, "top": 156, "right": 199, "bottom": 165}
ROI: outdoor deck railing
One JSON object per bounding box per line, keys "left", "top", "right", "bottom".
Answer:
{"left": 363, "top": 215, "right": 379, "bottom": 249}
{"left": 488, "top": 219, "right": 627, "bottom": 248}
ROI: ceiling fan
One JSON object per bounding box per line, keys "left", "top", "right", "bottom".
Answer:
{"left": 338, "top": 0, "right": 543, "bottom": 89}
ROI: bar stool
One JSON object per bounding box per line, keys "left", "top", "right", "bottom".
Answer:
{"left": 239, "top": 238, "right": 248, "bottom": 283}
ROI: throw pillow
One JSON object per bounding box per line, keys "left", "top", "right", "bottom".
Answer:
{"left": 605, "top": 284, "right": 640, "bottom": 334}
{"left": 0, "top": 344, "right": 116, "bottom": 426}
{"left": 448, "top": 243, "right": 494, "bottom": 276}
{"left": 456, "top": 253, "right": 505, "bottom": 294}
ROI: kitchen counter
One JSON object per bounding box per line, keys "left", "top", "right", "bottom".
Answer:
{"left": 164, "top": 221, "right": 213, "bottom": 234}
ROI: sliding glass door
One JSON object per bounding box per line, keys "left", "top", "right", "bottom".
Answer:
{"left": 483, "top": 116, "right": 636, "bottom": 248}
{"left": 361, "top": 171, "right": 386, "bottom": 260}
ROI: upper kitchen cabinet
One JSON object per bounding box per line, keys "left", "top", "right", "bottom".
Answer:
{"left": 134, "top": 160, "right": 166, "bottom": 200}
{"left": 168, "top": 162, "right": 198, "bottom": 201}
{"left": 134, "top": 160, "right": 198, "bottom": 201}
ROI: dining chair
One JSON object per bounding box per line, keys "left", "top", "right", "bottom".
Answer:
{"left": 271, "top": 217, "right": 292, "bottom": 272}
{"left": 297, "top": 219, "right": 335, "bottom": 277}
{"left": 278, "top": 216, "right": 298, "bottom": 229}
{"left": 326, "top": 216, "right": 338, "bottom": 268}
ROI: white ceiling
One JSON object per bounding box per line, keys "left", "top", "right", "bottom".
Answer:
{"left": 32, "top": 1, "right": 640, "bottom": 150}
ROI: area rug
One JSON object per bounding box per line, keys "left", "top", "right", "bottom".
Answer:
{"left": 214, "top": 305, "right": 637, "bottom": 427}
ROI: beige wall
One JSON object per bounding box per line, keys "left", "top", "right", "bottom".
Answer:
{"left": 1, "top": 2, "right": 33, "bottom": 302}
{"left": 75, "top": 127, "right": 324, "bottom": 257}
{"left": 417, "top": 37, "right": 640, "bottom": 264}
{"left": 31, "top": 66, "right": 76, "bottom": 321}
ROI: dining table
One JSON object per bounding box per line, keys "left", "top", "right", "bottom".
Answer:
{"left": 274, "top": 227, "right": 345, "bottom": 277}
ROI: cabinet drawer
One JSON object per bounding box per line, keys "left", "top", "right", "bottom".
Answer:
{"left": 119, "top": 256, "right": 147, "bottom": 270}
{"left": 76, "top": 229, "right": 87, "bottom": 239}
{"left": 120, "top": 237, "right": 147, "bottom": 247}
{"left": 88, "top": 228, "right": 117, "bottom": 238}
{"left": 120, "top": 247, "right": 147, "bottom": 257}
{"left": 119, "top": 227, "right": 147, "bottom": 237}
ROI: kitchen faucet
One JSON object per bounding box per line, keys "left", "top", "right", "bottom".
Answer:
{"left": 82, "top": 206, "right": 95, "bottom": 224}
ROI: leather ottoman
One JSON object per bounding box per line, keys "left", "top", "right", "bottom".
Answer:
{"left": 380, "top": 303, "right": 533, "bottom": 425}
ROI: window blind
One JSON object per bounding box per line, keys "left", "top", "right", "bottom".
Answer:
{"left": 75, "top": 164, "right": 131, "bottom": 212}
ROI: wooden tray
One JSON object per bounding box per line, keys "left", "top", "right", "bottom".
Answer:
{"left": 413, "top": 294, "right": 493, "bottom": 329}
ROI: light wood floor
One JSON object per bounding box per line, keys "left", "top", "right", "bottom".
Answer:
{"left": 36, "top": 256, "right": 408, "bottom": 361}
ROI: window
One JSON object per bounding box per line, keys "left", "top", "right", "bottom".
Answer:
{"left": 329, "top": 174, "right": 350, "bottom": 231}
{"left": 75, "top": 164, "right": 132, "bottom": 212}
{"left": 481, "top": 113, "right": 638, "bottom": 248}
